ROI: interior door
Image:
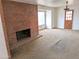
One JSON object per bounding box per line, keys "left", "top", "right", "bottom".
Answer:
{"left": 64, "top": 10, "right": 73, "bottom": 29}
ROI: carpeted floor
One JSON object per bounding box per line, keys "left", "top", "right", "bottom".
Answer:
{"left": 12, "top": 29, "right": 79, "bottom": 59}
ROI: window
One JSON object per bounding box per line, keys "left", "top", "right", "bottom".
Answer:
{"left": 38, "top": 11, "right": 46, "bottom": 26}
{"left": 38, "top": 10, "right": 52, "bottom": 30}
{"left": 65, "top": 10, "right": 73, "bottom": 20}
{"left": 38, "top": 11, "right": 46, "bottom": 30}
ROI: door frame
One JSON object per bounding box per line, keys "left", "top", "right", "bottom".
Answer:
{"left": 64, "top": 9, "right": 74, "bottom": 29}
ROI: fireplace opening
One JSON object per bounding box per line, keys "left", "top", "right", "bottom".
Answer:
{"left": 16, "top": 29, "right": 31, "bottom": 41}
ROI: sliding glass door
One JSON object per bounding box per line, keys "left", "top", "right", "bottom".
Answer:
{"left": 38, "top": 11, "right": 46, "bottom": 30}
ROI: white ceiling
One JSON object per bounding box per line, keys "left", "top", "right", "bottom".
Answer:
{"left": 9, "top": 0, "right": 74, "bottom": 7}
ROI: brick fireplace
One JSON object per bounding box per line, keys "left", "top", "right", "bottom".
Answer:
{"left": 16, "top": 29, "right": 31, "bottom": 41}
{"left": 2, "top": 0, "right": 38, "bottom": 50}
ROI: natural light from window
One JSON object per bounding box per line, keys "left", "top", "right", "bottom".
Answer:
{"left": 38, "top": 12, "right": 45, "bottom": 26}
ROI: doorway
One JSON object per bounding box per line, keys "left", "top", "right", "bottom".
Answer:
{"left": 64, "top": 10, "right": 73, "bottom": 29}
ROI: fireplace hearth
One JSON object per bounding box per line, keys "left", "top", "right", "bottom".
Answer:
{"left": 16, "top": 29, "right": 31, "bottom": 41}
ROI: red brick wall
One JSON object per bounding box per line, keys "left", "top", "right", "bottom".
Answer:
{"left": 2, "top": 1, "right": 38, "bottom": 48}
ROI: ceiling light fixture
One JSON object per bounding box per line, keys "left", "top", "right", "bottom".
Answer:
{"left": 64, "top": 0, "right": 70, "bottom": 10}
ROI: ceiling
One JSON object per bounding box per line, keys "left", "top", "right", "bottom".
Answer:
{"left": 9, "top": 0, "right": 74, "bottom": 7}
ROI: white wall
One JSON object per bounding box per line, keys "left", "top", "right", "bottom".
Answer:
{"left": 0, "top": 15, "right": 9, "bottom": 59}
{"left": 57, "top": 7, "right": 65, "bottom": 28}
{"left": 57, "top": 0, "right": 79, "bottom": 30}
{"left": 71, "top": 1, "right": 79, "bottom": 30}
{"left": 46, "top": 10, "right": 52, "bottom": 28}
{"left": 53, "top": 8, "right": 58, "bottom": 28}
{"left": 0, "top": 0, "right": 9, "bottom": 59}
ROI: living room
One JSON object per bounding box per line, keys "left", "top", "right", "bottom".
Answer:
{"left": 0, "top": 0, "right": 79, "bottom": 59}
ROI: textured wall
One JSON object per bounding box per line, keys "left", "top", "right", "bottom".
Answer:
{"left": 2, "top": 1, "right": 38, "bottom": 49}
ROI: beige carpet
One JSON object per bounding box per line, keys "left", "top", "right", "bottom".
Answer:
{"left": 12, "top": 29, "right": 79, "bottom": 59}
